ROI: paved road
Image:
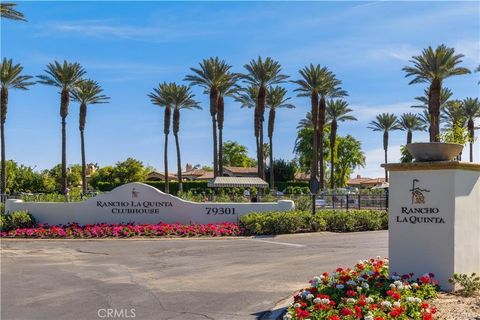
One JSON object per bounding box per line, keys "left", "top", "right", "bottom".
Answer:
{"left": 1, "top": 231, "right": 387, "bottom": 320}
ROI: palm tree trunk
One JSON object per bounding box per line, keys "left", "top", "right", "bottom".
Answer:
{"left": 0, "top": 88, "right": 7, "bottom": 194}
{"left": 469, "top": 121, "right": 474, "bottom": 162}
{"left": 209, "top": 88, "right": 219, "bottom": 177}
{"left": 330, "top": 120, "right": 337, "bottom": 190}
{"left": 269, "top": 135, "right": 274, "bottom": 189}
{"left": 212, "top": 115, "right": 218, "bottom": 177}
{"left": 80, "top": 129, "right": 87, "bottom": 194}
{"left": 311, "top": 92, "right": 319, "bottom": 180}
{"left": 164, "top": 133, "right": 169, "bottom": 193}
{"left": 60, "top": 89, "right": 69, "bottom": 200}
{"left": 174, "top": 133, "right": 182, "bottom": 193}
{"left": 318, "top": 96, "right": 326, "bottom": 189}
{"left": 257, "top": 86, "right": 266, "bottom": 180}
{"left": 384, "top": 131, "right": 389, "bottom": 182}
{"left": 407, "top": 130, "right": 412, "bottom": 145}
{"left": 429, "top": 81, "right": 441, "bottom": 142}
{"left": 79, "top": 103, "right": 87, "bottom": 194}
{"left": 163, "top": 106, "right": 171, "bottom": 194}
{"left": 217, "top": 96, "right": 224, "bottom": 176}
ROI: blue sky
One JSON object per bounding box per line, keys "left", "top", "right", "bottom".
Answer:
{"left": 1, "top": 1, "right": 479, "bottom": 178}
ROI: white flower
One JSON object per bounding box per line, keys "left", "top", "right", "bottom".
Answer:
{"left": 365, "top": 297, "right": 374, "bottom": 304}
{"left": 358, "top": 260, "right": 364, "bottom": 265}
{"left": 362, "top": 282, "right": 370, "bottom": 289}
{"left": 306, "top": 294, "right": 314, "bottom": 300}
{"left": 381, "top": 301, "right": 392, "bottom": 309}
{"left": 365, "top": 316, "right": 374, "bottom": 320}
{"left": 406, "top": 297, "right": 416, "bottom": 303}
{"left": 356, "top": 286, "right": 362, "bottom": 292}
{"left": 393, "top": 301, "right": 401, "bottom": 308}
{"left": 389, "top": 283, "right": 396, "bottom": 288}
{"left": 313, "top": 298, "right": 321, "bottom": 304}
{"left": 415, "top": 298, "right": 422, "bottom": 303}
{"left": 336, "top": 284, "right": 344, "bottom": 289}
{"left": 283, "top": 314, "right": 292, "bottom": 320}
{"left": 293, "top": 303, "right": 301, "bottom": 308}
{"left": 411, "top": 282, "right": 419, "bottom": 289}
{"left": 321, "top": 298, "right": 330, "bottom": 304}
{"left": 394, "top": 280, "right": 402, "bottom": 286}
{"left": 346, "top": 298, "right": 356, "bottom": 304}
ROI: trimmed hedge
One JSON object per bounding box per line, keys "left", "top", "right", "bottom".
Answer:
{"left": 0, "top": 210, "right": 36, "bottom": 232}
{"left": 239, "top": 209, "right": 388, "bottom": 235}
{"left": 96, "top": 180, "right": 210, "bottom": 193}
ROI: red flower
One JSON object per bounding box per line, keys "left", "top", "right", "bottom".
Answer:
{"left": 389, "top": 307, "right": 404, "bottom": 318}
{"left": 420, "top": 275, "right": 431, "bottom": 284}
{"left": 295, "top": 308, "right": 310, "bottom": 319}
{"left": 328, "top": 316, "right": 340, "bottom": 320}
{"left": 346, "top": 290, "right": 357, "bottom": 297}
{"left": 341, "top": 308, "right": 354, "bottom": 316}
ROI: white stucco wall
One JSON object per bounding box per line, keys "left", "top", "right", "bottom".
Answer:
{"left": 5, "top": 183, "right": 295, "bottom": 225}
{"left": 388, "top": 168, "right": 480, "bottom": 291}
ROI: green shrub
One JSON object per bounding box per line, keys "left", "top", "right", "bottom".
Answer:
{"left": 240, "top": 209, "right": 387, "bottom": 235}
{"left": 0, "top": 213, "right": 11, "bottom": 231}
{"left": 9, "top": 211, "right": 36, "bottom": 230}
{"left": 449, "top": 273, "right": 480, "bottom": 296}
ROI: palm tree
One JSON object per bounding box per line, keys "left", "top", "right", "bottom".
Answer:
{"left": 0, "top": 58, "right": 33, "bottom": 193}
{"left": 185, "top": 57, "right": 233, "bottom": 177}
{"left": 368, "top": 113, "right": 399, "bottom": 182}
{"left": 148, "top": 83, "right": 174, "bottom": 193}
{"left": 234, "top": 86, "right": 259, "bottom": 172}
{"left": 240, "top": 56, "right": 288, "bottom": 180}
{"left": 411, "top": 87, "right": 452, "bottom": 136}
{"left": 326, "top": 99, "right": 356, "bottom": 189}
{"left": 216, "top": 75, "right": 238, "bottom": 176}
{"left": 0, "top": 2, "right": 26, "bottom": 21}
{"left": 171, "top": 84, "right": 200, "bottom": 192}
{"left": 476, "top": 65, "right": 480, "bottom": 84}
{"left": 441, "top": 100, "right": 466, "bottom": 129}
{"left": 397, "top": 113, "right": 426, "bottom": 145}
{"left": 461, "top": 98, "right": 480, "bottom": 162}
{"left": 71, "top": 80, "right": 110, "bottom": 194}
{"left": 266, "top": 86, "right": 295, "bottom": 189}
{"left": 293, "top": 64, "right": 346, "bottom": 189}
{"left": 403, "top": 45, "right": 470, "bottom": 142}
{"left": 37, "top": 61, "right": 85, "bottom": 197}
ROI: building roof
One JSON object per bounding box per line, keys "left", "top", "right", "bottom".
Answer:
{"left": 195, "top": 171, "right": 214, "bottom": 180}
{"left": 347, "top": 176, "right": 385, "bottom": 186}
{"left": 223, "top": 166, "right": 257, "bottom": 174}
{"left": 207, "top": 177, "right": 268, "bottom": 188}
{"left": 294, "top": 172, "right": 310, "bottom": 181}
{"left": 183, "top": 169, "right": 208, "bottom": 177}
{"left": 146, "top": 171, "right": 177, "bottom": 180}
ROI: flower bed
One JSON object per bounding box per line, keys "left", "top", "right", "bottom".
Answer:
{"left": 0, "top": 222, "right": 244, "bottom": 238}
{"left": 284, "top": 258, "right": 439, "bottom": 320}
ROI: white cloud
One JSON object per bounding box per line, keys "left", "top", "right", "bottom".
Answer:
{"left": 353, "top": 144, "right": 402, "bottom": 178}
{"left": 454, "top": 39, "right": 480, "bottom": 64}
{"left": 368, "top": 45, "right": 419, "bottom": 62}
{"left": 37, "top": 20, "right": 217, "bottom": 42}
{"left": 351, "top": 101, "right": 415, "bottom": 122}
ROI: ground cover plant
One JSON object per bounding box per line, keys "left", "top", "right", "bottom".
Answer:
{"left": 284, "top": 258, "right": 439, "bottom": 320}
{"left": 239, "top": 210, "right": 388, "bottom": 235}
{"left": 0, "top": 221, "right": 243, "bottom": 238}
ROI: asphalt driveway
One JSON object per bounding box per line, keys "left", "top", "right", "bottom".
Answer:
{"left": 1, "top": 231, "right": 387, "bottom": 320}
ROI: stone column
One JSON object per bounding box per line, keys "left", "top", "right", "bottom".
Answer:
{"left": 382, "top": 161, "right": 480, "bottom": 291}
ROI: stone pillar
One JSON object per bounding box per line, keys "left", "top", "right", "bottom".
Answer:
{"left": 382, "top": 161, "right": 480, "bottom": 291}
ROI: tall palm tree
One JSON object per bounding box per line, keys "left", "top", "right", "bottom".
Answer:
{"left": 0, "top": 58, "right": 33, "bottom": 193}
{"left": 37, "top": 61, "right": 85, "bottom": 197}
{"left": 293, "top": 64, "right": 346, "bottom": 189}
{"left": 461, "top": 98, "right": 480, "bottom": 162}
{"left": 368, "top": 113, "right": 399, "bottom": 182}
{"left": 71, "top": 80, "right": 110, "bottom": 194}
{"left": 403, "top": 45, "right": 470, "bottom": 142}
{"left": 411, "top": 87, "right": 452, "bottom": 136}
{"left": 266, "top": 86, "right": 295, "bottom": 189}
{"left": 171, "top": 84, "right": 200, "bottom": 192}
{"left": 397, "top": 113, "right": 426, "bottom": 145}
{"left": 0, "top": 2, "right": 26, "bottom": 21}
{"left": 148, "top": 83, "right": 174, "bottom": 193}
{"left": 216, "top": 75, "right": 238, "bottom": 176}
{"left": 326, "top": 99, "right": 356, "bottom": 189}
{"left": 185, "top": 57, "right": 233, "bottom": 177}
{"left": 240, "top": 56, "right": 288, "bottom": 180}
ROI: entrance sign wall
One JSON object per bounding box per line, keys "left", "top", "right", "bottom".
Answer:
{"left": 383, "top": 162, "right": 480, "bottom": 291}
{"left": 5, "top": 183, "right": 295, "bottom": 225}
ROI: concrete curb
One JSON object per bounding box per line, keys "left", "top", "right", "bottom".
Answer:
{"left": 259, "top": 294, "right": 294, "bottom": 320}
